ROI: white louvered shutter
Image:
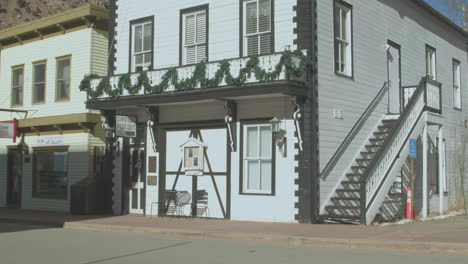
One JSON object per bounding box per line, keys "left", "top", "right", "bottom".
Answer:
{"left": 196, "top": 12, "right": 207, "bottom": 63}
{"left": 258, "top": 0, "right": 271, "bottom": 54}
{"left": 246, "top": 1, "right": 258, "bottom": 56}
{"left": 185, "top": 14, "right": 197, "bottom": 64}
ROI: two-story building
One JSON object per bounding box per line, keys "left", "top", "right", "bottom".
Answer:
{"left": 81, "top": 0, "right": 467, "bottom": 224}
{"left": 0, "top": 5, "right": 109, "bottom": 213}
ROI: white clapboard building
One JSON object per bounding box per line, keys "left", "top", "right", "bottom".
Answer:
{"left": 0, "top": 5, "right": 109, "bottom": 213}
{"left": 82, "top": 0, "right": 467, "bottom": 224}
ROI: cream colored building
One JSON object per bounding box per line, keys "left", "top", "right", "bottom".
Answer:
{"left": 0, "top": 5, "right": 109, "bottom": 213}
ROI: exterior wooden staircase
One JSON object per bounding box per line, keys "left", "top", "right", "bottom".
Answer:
{"left": 321, "top": 119, "right": 398, "bottom": 224}
{"left": 320, "top": 77, "right": 442, "bottom": 225}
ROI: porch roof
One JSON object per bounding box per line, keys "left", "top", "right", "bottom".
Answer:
{"left": 86, "top": 81, "right": 308, "bottom": 111}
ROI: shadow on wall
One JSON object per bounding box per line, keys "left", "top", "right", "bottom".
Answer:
{"left": 376, "top": 0, "right": 466, "bottom": 50}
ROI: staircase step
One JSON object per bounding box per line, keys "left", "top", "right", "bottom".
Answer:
{"left": 369, "top": 138, "right": 385, "bottom": 143}
{"left": 351, "top": 166, "right": 367, "bottom": 170}
{"left": 326, "top": 205, "right": 361, "bottom": 211}
{"left": 341, "top": 181, "right": 364, "bottom": 185}
{"left": 346, "top": 173, "right": 363, "bottom": 178}
{"left": 320, "top": 214, "right": 361, "bottom": 220}
{"left": 374, "top": 131, "right": 390, "bottom": 136}
{"left": 361, "top": 151, "right": 376, "bottom": 155}
{"left": 331, "top": 197, "right": 361, "bottom": 202}
{"left": 382, "top": 119, "right": 398, "bottom": 124}
{"left": 356, "top": 158, "right": 372, "bottom": 163}
{"left": 336, "top": 189, "right": 361, "bottom": 194}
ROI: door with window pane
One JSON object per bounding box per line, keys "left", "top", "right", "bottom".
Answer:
{"left": 243, "top": 124, "right": 273, "bottom": 194}
{"left": 129, "top": 145, "right": 146, "bottom": 214}
{"left": 244, "top": 0, "right": 272, "bottom": 56}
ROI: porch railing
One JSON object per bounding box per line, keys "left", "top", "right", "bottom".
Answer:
{"left": 87, "top": 52, "right": 308, "bottom": 100}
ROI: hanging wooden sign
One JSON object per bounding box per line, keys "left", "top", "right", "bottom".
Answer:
{"left": 0, "top": 118, "right": 17, "bottom": 143}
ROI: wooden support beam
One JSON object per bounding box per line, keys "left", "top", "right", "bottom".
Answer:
{"left": 14, "top": 35, "right": 23, "bottom": 44}
{"left": 34, "top": 29, "right": 43, "bottom": 39}
{"left": 56, "top": 23, "right": 66, "bottom": 34}
{"left": 53, "top": 125, "right": 63, "bottom": 134}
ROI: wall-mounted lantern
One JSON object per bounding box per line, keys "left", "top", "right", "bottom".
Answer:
{"left": 270, "top": 117, "right": 287, "bottom": 157}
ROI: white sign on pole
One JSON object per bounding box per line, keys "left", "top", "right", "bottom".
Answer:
{"left": 0, "top": 123, "right": 14, "bottom": 138}
{"left": 116, "top": 115, "right": 137, "bottom": 138}
{"left": 37, "top": 135, "right": 65, "bottom": 146}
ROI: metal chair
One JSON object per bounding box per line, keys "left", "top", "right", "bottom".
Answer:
{"left": 193, "top": 190, "right": 209, "bottom": 218}
{"left": 150, "top": 190, "right": 191, "bottom": 217}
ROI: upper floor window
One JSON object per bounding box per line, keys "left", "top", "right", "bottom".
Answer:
{"left": 181, "top": 7, "right": 208, "bottom": 65}
{"left": 453, "top": 59, "right": 462, "bottom": 109}
{"left": 334, "top": 0, "right": 353, "bottom": 77}
{"left": 11, "top": 66, "right": 24, "bottom": 107}
{"left": 56, "top": 56, "right": 71, "bottom": 101}
{"left": 426, "top": 45, "right": 436, "bottom": 80}
{"left": 131, "top": 18, "right": 153, "bottom": 72}
{"left": 243, "top": 0, "right": 273, "bottom": 56}
{"left": 33, "top": 61, "right": 46, "bottom": 104}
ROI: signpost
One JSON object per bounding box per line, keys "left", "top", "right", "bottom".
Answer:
{"left": 115, "top": 115, "right": 137, "bottom": 138}
{"left": 408, "top": 138, "right": 417, "bottom": 219}
{"left": 0, "top": 118, "right": 17, "bottom": 143}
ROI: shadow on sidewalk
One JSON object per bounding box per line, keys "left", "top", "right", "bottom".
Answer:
{"left": 0, "top": 208, "right": 114, "bottom": 234}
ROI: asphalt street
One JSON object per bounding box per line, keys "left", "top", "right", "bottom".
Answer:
{"left": 1, "top": 222, "right": 467, "bottom": 264}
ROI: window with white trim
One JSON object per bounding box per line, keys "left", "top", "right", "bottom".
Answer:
{"left": 132, "top": 20, "right": 153, "bottom": 72}
{"left": 243, "top": 0, "right": 272, "bottom": 56}
{"left": 33, "top": 62, "right": 46, "bottom": 104}
{"left": 426, "top": 45, "right": 436, "bottom": 80}
{"left": 56, "top": 57, "right": 71, "bottom": 101}
{"left": 453, "top": 59, "right": 462, "bottom": 109}
{"left": 11, "top": 66, "right": 24, "bottom": 107}
{"left": 334, "top": 1, "right": 352, "bottom": 76}
{"left": 183, "top": 10, "right": 207, "bottom": 65}
{"left": 243, "top": 124, "right": 273, "bottom": 194}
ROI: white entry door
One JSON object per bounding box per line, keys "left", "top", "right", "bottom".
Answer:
{"left": 387, "top": 41, "right": 401, "bottom": 114}
{"left": 129, "top": 146, "right": 146, "bottom": 214}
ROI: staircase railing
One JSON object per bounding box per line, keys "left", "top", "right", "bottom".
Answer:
{"left": 361, "top": 77, "right": 441, "bottom": 224}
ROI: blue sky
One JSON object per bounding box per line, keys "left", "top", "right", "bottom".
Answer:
{"left": 425, "top": 0, "right": 462, "bottom": 26}
{"left": 425, "top": 0, "right": 450, "bottom": 15}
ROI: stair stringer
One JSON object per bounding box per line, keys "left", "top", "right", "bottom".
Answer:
{"left": 365, "top": 111, "right": 426, "bottom": 224}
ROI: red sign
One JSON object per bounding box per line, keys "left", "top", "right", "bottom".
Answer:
{"left": 0, "top": 118, "right": 17, "bottom": 143}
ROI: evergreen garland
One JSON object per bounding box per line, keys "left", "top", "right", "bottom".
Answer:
{"left": 80, "top": 50, "right": 311, "bottom": 99}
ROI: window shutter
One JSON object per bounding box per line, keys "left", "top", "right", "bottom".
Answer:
{"left": 134, "top": 25, "right": 143, "bottom": 53}
{"left": 185, "top": 14, "right": 196, "bottom": 46}
{"left": 246, "top": 2, "right": 257, "bottom": 35}
{"left": 196, "top": 12, "right": 207, "bottom": 62}
{"left": 247, "top": 36, "right": 259, "bottom": 56}
{"left": 196, "top": 12, "right": 206, "bottom": 44}
{"left": 143, "top": 23, "right": 152, "bottom": 52}
{"left": 258, "top": 0, "right": 271, "bottom": 33}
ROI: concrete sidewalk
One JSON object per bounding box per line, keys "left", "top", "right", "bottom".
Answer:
{"left": 1, "top": 208, "right": 468, "bottom": 255}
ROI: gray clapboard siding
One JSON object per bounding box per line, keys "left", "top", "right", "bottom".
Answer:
{"left": 317, "top": 0, "right": 468, "bottom": 210}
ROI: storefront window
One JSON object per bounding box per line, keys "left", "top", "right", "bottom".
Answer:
{"left": 33, "top": 147, "right": 69, "bottom": 199}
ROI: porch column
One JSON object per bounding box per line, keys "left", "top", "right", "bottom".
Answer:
{"left": 438, "top": 125, "right": 444, "bottom": 215}
{"left": 422, "top": 123, "right": 428, "bottom": 218}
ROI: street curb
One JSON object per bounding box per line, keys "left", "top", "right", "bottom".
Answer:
{"left": 63, "top": 222, "right": 468, "bottom": 255}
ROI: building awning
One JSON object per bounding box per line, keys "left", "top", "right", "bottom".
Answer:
{"left": 18, "top": 113, "right": 101, "bottom": 135}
